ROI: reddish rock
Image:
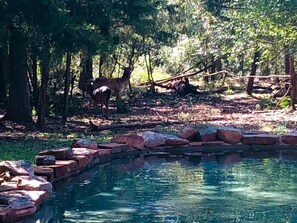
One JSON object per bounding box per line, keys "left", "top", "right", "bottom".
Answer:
{"left": 178, "top": 127, "right": 199, "bottom": 141}
{"left": 217, "top": 127, "right": 242, "bottom": 144}
{"left": 33, "top": 166, "right": 54, "bottom": 182}
{"left": 12, "top": 176, "right": 52, "bottom": 192}
{"left": 0, "top": 191, "right": 35, "bottom": 210}
{"left": 98, "top": 143, "right": 129, "bottom": 153}
{"left": 72, "top": 148, "right": 93, "bottom": 157}
{"left": 163, "top": 133, "right": 189, "bottom": 146}
{"left": 0, "top": 160, "right": 34, "bottom": 177}
{"left": 111, "top": 134, "right": 131, "bottom": 144}
{"left": 44, "top": 164, "right": 68, "bottom": 178}
{"left": 281, "top": 133, "right": 297, "bottom": 144}
{"left": 242, "top": 134, "right": 279, "bottom": 145}
{"left": 0, "top": 182, "right": 19, "bottom": 192}
{"left": 126, "top": 134, "right": 145, "bottom": 149}
{"left": 35, "top": 155, "right": 56, "bottom": 166}
{"left": 55, "top": 160, "right": 78, "bottom": 173}
{"left": 72, "top": 138, "right": 98, "bottom": 150}
{"left": 198, "top": 126, "right": 218, "bottom": 142}
{"left": 22, "top": 190, "right": 51, "bottom": 206}
{"left": 71, "top": 155, "right": 91, "bottom": 169}
{"left": 0, "top": 205, "right": 13, "bottom": 223}
{"left": 202, "top": 141, "right": 225, "bottom": 145}
{"left": 14, "top": 205, "right": 37, "bottom": 218}
{"left": 87, "top": 149, "right": 100, "bottom": 158}
{"left": 97, "top": 149, "right": 112, "bottom": 156}
{"left": 39, "top": 147, "right": 73, "bottom": 160}
{"left": 137, "top": 131, "right": 165, "bottom": 148}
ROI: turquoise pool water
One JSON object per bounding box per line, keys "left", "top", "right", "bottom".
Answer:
{"left": 25, "top": 151, "right": 297, "bottom": 223}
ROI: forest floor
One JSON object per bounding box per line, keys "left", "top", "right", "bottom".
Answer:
{"left": 1, "top": 87, "right": 297, "bottom": 140}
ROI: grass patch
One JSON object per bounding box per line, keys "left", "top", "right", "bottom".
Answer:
{"left": 0, "top": 139, "right": 71, "bottom": 162}
{"left": 0, "top": 131, "right": 115, "bottom": 162}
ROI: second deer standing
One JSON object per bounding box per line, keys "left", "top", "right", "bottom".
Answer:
{"left": 92, "top": 67, "right": 132, "bottom": 101}
{"left": 90, "top": 67, "right": 132, "bottom": 118}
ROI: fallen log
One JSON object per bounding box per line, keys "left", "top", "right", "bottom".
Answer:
{"left": 89, "top": 120, "right": 181, "bottom": 131}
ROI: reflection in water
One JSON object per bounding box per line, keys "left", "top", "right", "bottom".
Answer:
{"left": 22, "top": 152, "right": 297, "bottom": 223}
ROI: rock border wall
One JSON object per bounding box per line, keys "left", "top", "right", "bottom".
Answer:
{"left": 1, "top": 126, "right": 297, "bottom": 222}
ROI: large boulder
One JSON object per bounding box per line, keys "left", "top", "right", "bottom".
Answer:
{"left": 217, "top": 127, "right": 242, "bottom": 144}
{"left": 0, "top": 160, "right": 34, "bottom": 177}
{"left": 178, "top": 127, "right": 199, "bottom": 141}
{"left": 163, "top": 133, "right": 189, "bottom": 146}
{"left": 137, "top": 131, "right": 165, "bottom": 148}
{"left": 197, "top": 126, "right": 218, "bottom": 142}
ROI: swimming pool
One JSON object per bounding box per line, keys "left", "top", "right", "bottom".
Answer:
{"left": 24, "top": 151, "right": 297, "bottom": 223}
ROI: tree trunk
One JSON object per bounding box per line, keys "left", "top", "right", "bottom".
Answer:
{"left": 289, "top": 55, "right": 297, "bottom": 110}
{"left": 239, "top": 53, "right": 244, "bottom": 76}
{"left": 145, "top": 51, "right": 155, "bottom": 92}
{"left": 37, "top": 57, "right": 50, "bottom": 130}
{"left": 31, "top": 56, "right": 39, "bottom": 110}
{"left": 62, "top": 52, "right": 71, "bottom": 125}
{"left": 78, "top": 51, "right": 93, "bottom": 97}
{"left": 99, "top": 53, "right": 107, "bottom": 77}
{"left": 2, "top": 27, "right": 32, "bottom": 124}
{"left": 285, "top": 54, "right": 290, "bottom": 75}
{"left": 0, "top": 48, "right": 8, "bottom": 104}
{"left": 246, "top": 51, "right": 260, "bottom": 95}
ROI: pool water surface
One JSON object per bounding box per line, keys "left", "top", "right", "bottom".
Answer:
{"left": 24, "top": 152, "right": 297, "bottom": 223}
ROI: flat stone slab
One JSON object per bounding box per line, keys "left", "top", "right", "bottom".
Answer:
{"left": 281, "top": 133, "right": 297, "bottom": 144}
{"left": 35, "top": 155, "right": 56, "bottom": 166}
{"left": 42, "top": 164, "right": 68, "bottom": 178}
{"left": 72, "top": 138, "right": 97, "bottom": 150}
{"left": 33, "top": 166, "right": 54, "bottom": 182}
{"left": 39, "top": 147, "right": 73, "bottom": 160}
{"left": 54, "top": 160, "right": 79, "bottom": 173}
{"left": 202, "top": 141, "right": 225, "bottom": 145}
{"left": 5, "top": 176, "right": 52, "bottom": 192}
{"left": 242, "top": 134, "right": 279, "bottom": 145}
{"left": 98, "top": 143, "right": 129, "bottom": 153}
{"left": 71, "top": 155, "right": 92, "bottom": 169}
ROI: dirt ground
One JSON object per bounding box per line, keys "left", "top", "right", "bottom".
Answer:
{"left": 1, "top": 88, "right": 297, "bottom": 141}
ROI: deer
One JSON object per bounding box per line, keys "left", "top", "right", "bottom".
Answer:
{"left": 91, "top": 86, "right": 112, "bottom": 119}
{"left": 92, "top": 67, "right": 132, "bottom": 101}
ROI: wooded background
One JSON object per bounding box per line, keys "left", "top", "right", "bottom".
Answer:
{"left": 0, "top": 0, "right": 297, "bottom": 130}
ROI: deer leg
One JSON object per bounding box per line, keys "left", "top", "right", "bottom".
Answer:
{"left": 100, "top": 102, "right": 105, "bottom": 118}
{"left": 115, "top": 91, "right": 121, "bottom": 101}
{"left": 88, "top": 98, "right": 93, "bottom": 109}
{"left": 104, "top": 102, "right": 109, "bottom": 119}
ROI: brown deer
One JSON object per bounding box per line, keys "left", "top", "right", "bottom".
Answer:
{"left": 91, "top": 86, "right": 112, "bottom": 119}
{"left": 92, "top": 67, "right": 132, "bottom": 101}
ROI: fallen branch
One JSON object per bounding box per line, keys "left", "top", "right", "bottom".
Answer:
{"left": 140, "top": 65, "right": 212, "bottom": 86}
{"left": 89, "top": 120, "right": 181, "bottom": 131}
